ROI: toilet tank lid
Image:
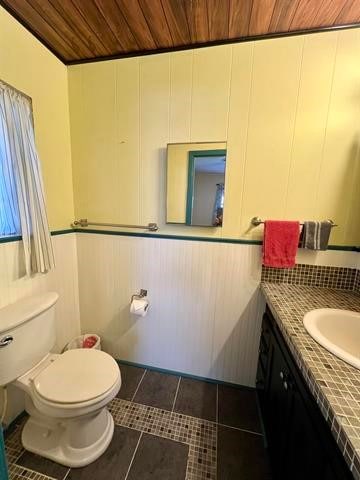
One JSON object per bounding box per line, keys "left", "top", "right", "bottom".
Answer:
{"left": 0, "top": 292, "right": 59, "bottom": 334}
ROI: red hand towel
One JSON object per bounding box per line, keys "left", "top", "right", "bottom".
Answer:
{"left": 263, "top": 220, "right": 300, "bottom": 268}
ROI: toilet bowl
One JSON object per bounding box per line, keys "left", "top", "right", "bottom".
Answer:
{"left": 0, "top": 292, "right": 121, "bottom": 467}
{"left": 15, "top": 349, "right": 121, "bottom": 467}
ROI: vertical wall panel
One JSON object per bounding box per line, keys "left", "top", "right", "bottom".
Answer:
{"left": 68, "top": 65, "right": 84, "bottom": 221}
{"left": 285, "top": 32, "right": 338, "bottom": 221}
{"left": 211, "top": 243, "right": 264, "bottom": 384}
{"left": 115, "top": 58, "right": 141, "bottom": 223}
{"left": 190, "top": 45, "right": 232, "bottom": 142}
{"left": 82, "top": 62, "right": 118, "bottom": 220}
{"left": 139, "top": 55, "right": 170, "bottom": 225}
{"left": 223, "top": 42, "right": 254, "bottom": 238}
{"left": 169, "top": 51, "right": 193, "bottom": 143}
{"left": 240, "top": 36, "right": 303, "bottom": 236}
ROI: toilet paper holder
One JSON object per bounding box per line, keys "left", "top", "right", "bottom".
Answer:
{"left": 131, "top": 289, "right": 148, "bottom": 302}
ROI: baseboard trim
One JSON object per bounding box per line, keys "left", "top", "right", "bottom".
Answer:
{"left": 116, "top": 358, "right": 255, "bottom": 391}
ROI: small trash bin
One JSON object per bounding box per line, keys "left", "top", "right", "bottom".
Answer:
{"left": 64, "top": 334, "right": 101, "bottom": 351}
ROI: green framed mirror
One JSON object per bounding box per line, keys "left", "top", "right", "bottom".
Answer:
{"left": 166, "top": 142, "right": 227, "bottom": 227}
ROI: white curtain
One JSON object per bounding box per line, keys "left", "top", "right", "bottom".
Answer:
{"left": 0, "top": 109, "right": 19, "bottom": 236}
{"left": 0, "top": 80, "right": 54, "bottom": 275}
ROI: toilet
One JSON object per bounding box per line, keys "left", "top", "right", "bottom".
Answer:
{"left": 0, "top": 292, "right": 121, "bottom": 467}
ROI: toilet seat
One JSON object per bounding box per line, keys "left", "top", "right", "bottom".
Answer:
{"left": 33, "top": 349, "right": 120, "bottom": 405}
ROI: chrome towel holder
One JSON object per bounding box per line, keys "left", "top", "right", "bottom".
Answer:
{"left": 72, "top": 219, "right": 159, "bottom": 232}
{"left": 251, "top": 217, "right": 338, "bottom": 227}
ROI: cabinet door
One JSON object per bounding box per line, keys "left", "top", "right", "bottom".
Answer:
{"left": 283, "top": 381, "right": 326, "bottom": 479}
{"left": 256, "top": 314, "right": 272, "bottom": 415}
{"left": 284, "top": 379, "right": 349, "bottom": 480}
{"left": 263, "top": 340, "right": 291, "bottom": 477}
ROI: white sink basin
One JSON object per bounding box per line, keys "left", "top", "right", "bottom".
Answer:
{"left": 303, "top": 309, "right": 360, "bottom": 370}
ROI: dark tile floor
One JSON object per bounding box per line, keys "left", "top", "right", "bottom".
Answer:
{"left": 5, "top": 364, "right": 271, "bottom": 480}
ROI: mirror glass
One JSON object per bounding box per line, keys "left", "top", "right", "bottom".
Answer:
{"left": 166, "top": 142, "right": 227, "bottom": 227}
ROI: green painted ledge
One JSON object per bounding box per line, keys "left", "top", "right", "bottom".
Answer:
{"left": 0, "top": 229, "right": 74, "bottom": 244}
{"left": 74, "top": 228, "right": 360, "bottom": 252}
{"left": 0, "top": 228, "right": 359, "bottom": 252}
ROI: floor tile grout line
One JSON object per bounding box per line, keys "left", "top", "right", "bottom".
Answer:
{"left": 215, "top": 384, "right": 219, "bottom": 480}
{"left": 216, "top": 384, "right": 219, "bottom": 424}
{"left": 130, "top": 369, "right": 147, "bottom": 402}
{"left": 124, "top": 431, "right": 143, "bottom": 480}
{"left": 171, "top": 376, "right": 181, "bottom": 412}
{"left": 218, "top": 422, "right": 263, "bottom": 436}
{"left": 215, "top": 424, "right": 218, "bottom": 480}
{"left": 62, "top": 468, "right": 71, "bottom": 480}
{"left": 10, "top": 449, "right": 25, "bottom": 464}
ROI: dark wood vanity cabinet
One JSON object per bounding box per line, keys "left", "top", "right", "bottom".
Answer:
{"left": 256, "top": 307, "right": 352, "bottom": 480}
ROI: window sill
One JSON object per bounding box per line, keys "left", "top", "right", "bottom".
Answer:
{"left": 0, "top": 234, "right": 22, "bottom": 244}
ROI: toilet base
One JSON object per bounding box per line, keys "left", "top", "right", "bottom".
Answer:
{"left": 22, "top": 407, "right": 114, "bottom": 468}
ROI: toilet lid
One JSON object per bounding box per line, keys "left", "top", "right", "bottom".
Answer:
{"left": 34, "top": 349, "right": 120, "bottom": 404}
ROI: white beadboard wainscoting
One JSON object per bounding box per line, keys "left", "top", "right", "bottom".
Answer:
{"left": 0, "top": 233, "right": 81, "bottom": 425}
{"left": 295, "top": 248, "right": 359, "bottom": 267}
{"left": 77, "top": 233, "right": 264, "bottom": 387}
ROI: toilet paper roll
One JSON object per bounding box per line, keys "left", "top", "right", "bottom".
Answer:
{"left": 130, "top": 297, "right": 149, "bottom": 317}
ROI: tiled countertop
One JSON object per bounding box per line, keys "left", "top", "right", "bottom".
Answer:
{"left": 261, "top": 282, "right": 360, "bottom": 479}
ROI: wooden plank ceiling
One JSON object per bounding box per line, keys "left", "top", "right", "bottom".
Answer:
{"left": 1, "top": 0, "right": 360, "bottom": 64}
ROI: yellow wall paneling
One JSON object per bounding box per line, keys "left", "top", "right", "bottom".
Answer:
{"left": 69, "top": 29, "right": 360, "bottom": 246}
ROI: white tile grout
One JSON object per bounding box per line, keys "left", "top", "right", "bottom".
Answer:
{"left": 171, "top": 376, "right": 181, "bottom": 412}
{"left": 130, "top": 369, "right": 147, "bottom": 402}
{"left": 124, "top": 432, "right": 143, "bottom": 480}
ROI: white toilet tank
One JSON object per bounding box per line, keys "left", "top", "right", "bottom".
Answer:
{"left": 0, "top": 292, "right": 59, "bottom": 386}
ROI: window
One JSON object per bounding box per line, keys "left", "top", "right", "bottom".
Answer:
{"left": 0, "top": 79, "right": 54, "bottom": 274}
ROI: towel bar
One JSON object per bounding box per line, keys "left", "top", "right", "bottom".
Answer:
{"left": 251, "top": 217, "right": 337, "bottom": 227}
{"left": 72, "top": 219, "right": 159, "bottom": 231}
